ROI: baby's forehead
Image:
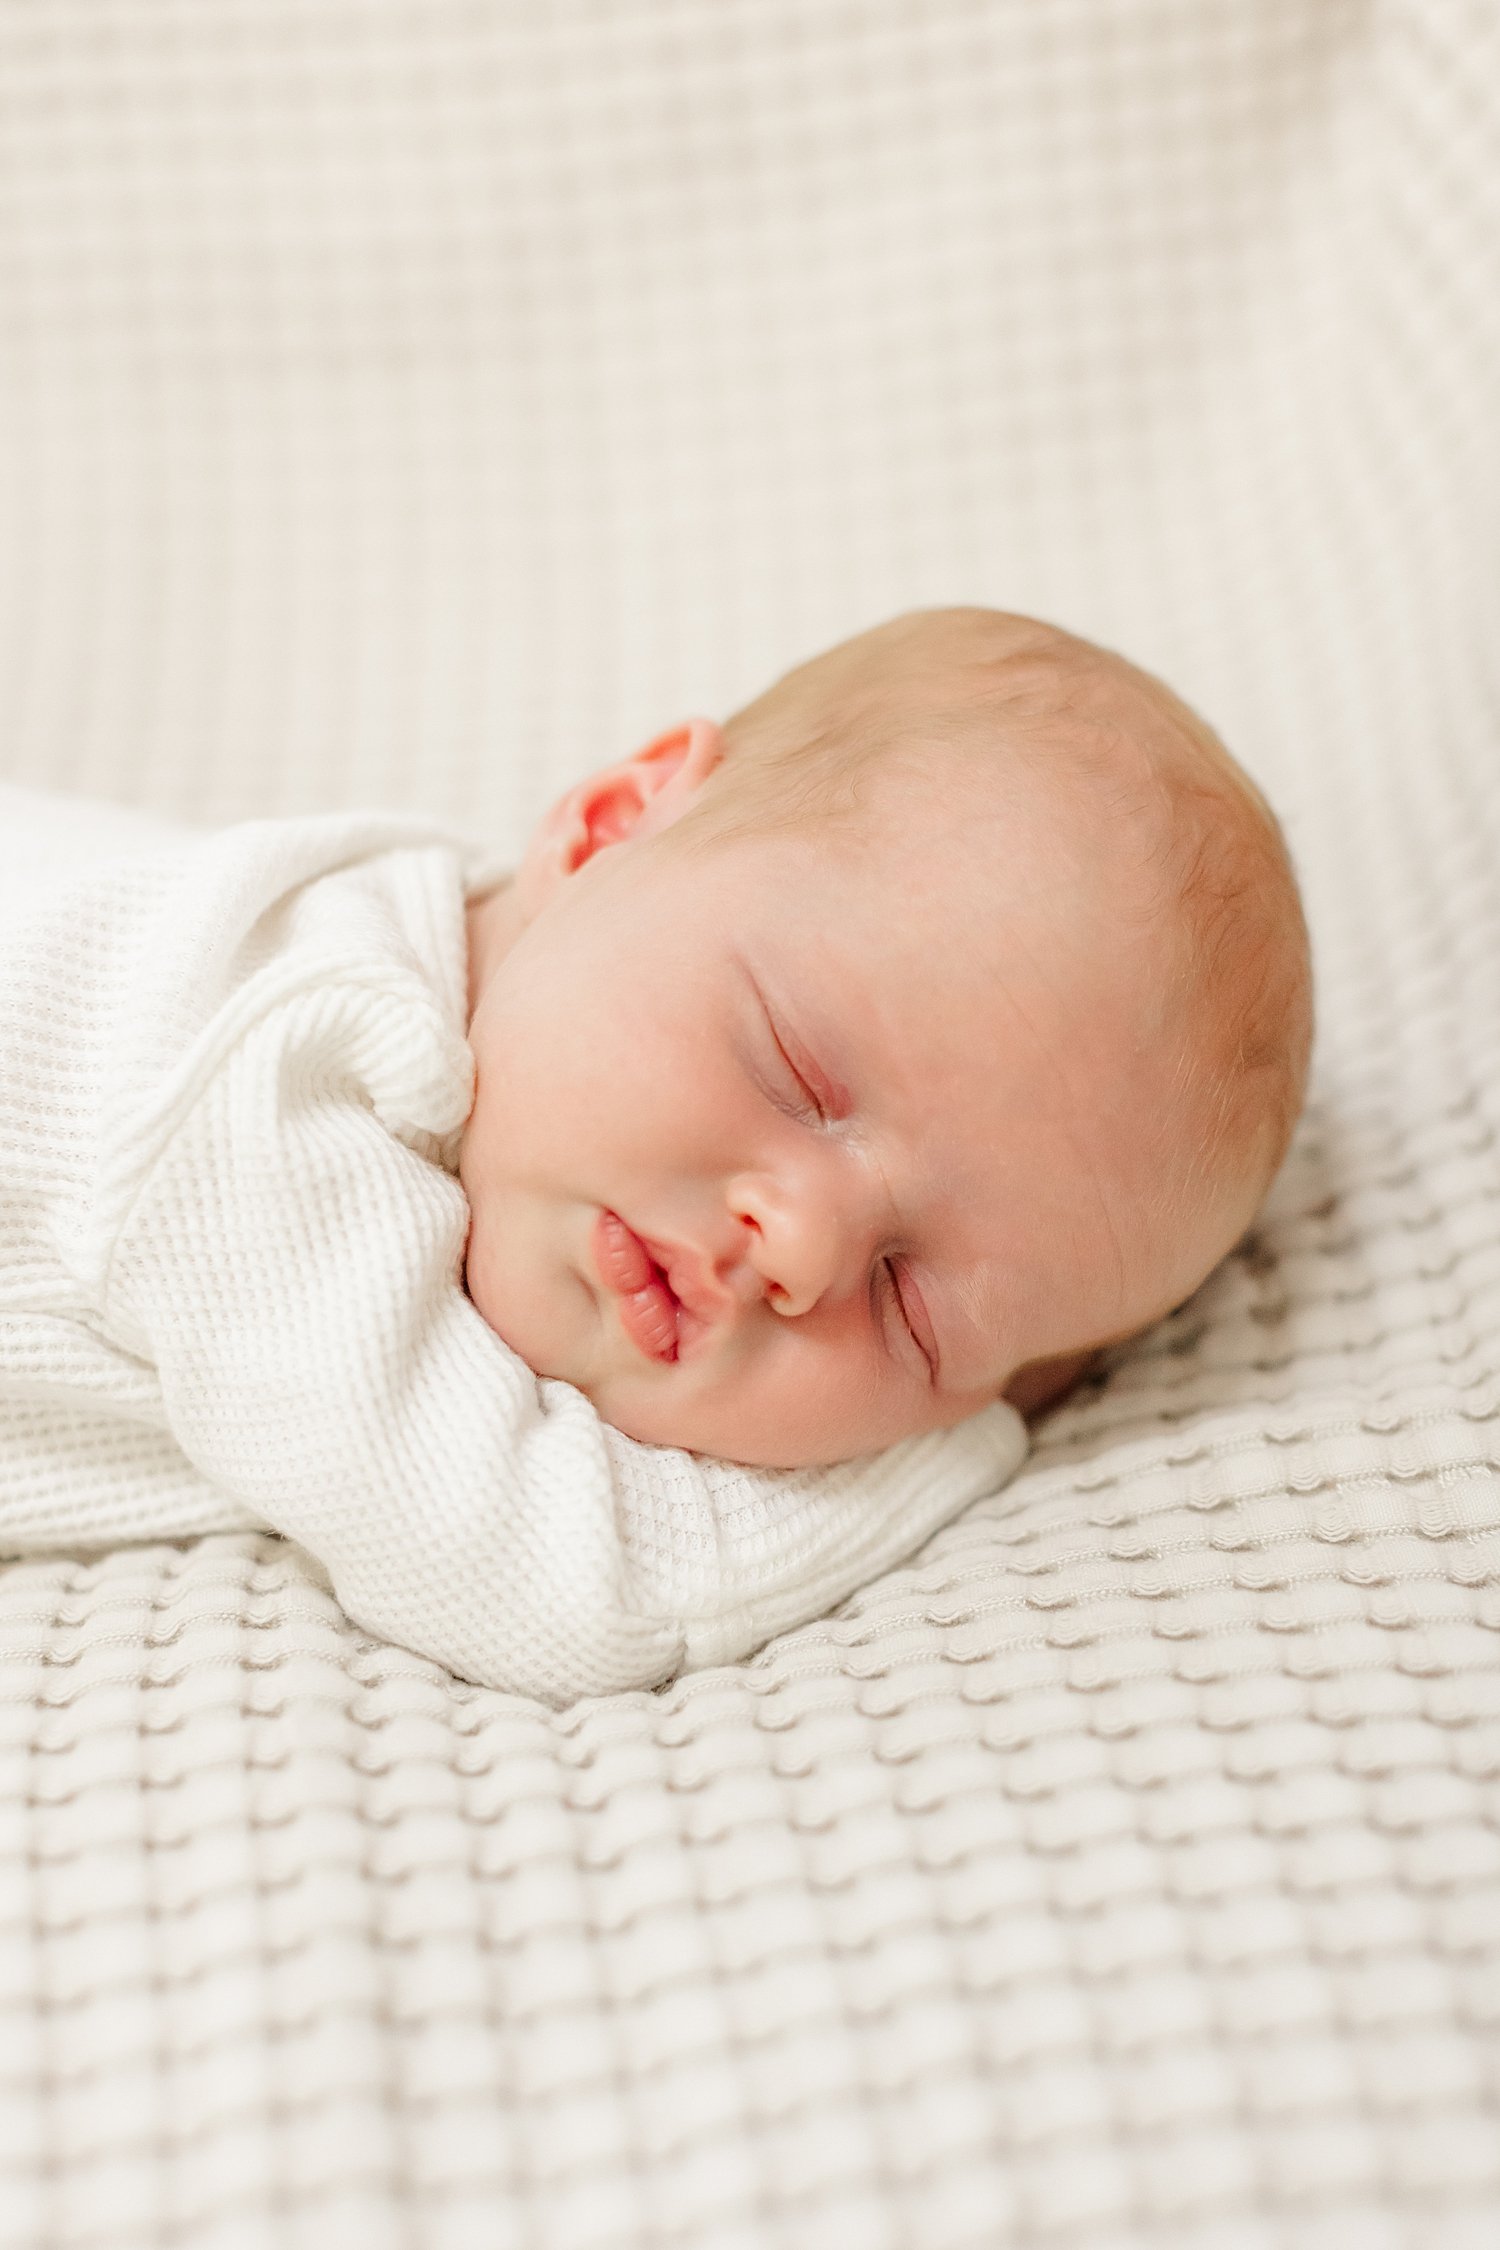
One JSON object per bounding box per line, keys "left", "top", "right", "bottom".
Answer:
{"left": 828, "top": 743, "right": 1136, "bottom": 919}
{"left": 727, "top": 668, "right": 1235, "bottom": 979}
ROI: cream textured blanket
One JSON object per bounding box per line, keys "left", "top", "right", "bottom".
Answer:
{"left": 0, "top": 782, "right": 1025, "bottom": 1702}
{"left": 1, "top": 4, "right": 1498, "bottom": 2247}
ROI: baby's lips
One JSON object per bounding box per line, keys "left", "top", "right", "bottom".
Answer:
{"left": 596, "top": 1209, "right": 657, "bottom": 1297}
{"left": 594, "top": 1210, "right": 682, "bottom": 1363}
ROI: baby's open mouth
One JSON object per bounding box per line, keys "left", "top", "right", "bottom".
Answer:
{"left": 593, "top": 1209, "right": 682, "bottom": 1363}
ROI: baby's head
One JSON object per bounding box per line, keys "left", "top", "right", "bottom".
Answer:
{"left": 461, "top": 608, "right": 1312, "bottom": 1467}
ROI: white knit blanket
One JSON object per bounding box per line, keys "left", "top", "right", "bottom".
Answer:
{"left": 1, "top": 3, "right": 1498, "bottom": 2246}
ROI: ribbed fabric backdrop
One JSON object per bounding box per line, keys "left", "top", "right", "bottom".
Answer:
{"left": 2, "top": 3, "right": 1499, "bottom": 2245}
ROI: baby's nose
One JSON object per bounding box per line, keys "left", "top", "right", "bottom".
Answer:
{"left": 728, "top": 1157, "right": 883, "bottom": 1319}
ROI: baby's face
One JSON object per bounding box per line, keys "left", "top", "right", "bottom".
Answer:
{"left": 461, "top": 734, "right": 1190, "bottom": 1466}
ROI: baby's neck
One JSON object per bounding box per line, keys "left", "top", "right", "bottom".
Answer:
{"left": 464, "top": 878, "right": 517, "bottom": 1027}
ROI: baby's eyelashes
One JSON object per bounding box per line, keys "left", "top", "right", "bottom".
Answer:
{"left": 878, "top": 1257, "right": 933, "bottom": 1381}
{"left": 771, "top": 1036, "right": 823, "bottom": 1122}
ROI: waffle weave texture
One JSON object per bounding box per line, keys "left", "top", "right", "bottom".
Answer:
{"left": 2, "top": 1, "right": 1499, "bottom": 2246}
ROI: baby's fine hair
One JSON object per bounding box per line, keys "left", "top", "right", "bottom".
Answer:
{"left": 667, "top": 607, "right": 1314, "bottom": 1220}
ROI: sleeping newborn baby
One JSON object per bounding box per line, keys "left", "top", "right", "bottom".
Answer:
{"left": 464, "top": 608, "right": 1313, "bottom": 1464}
{"left": 0, "top": 608, "right": 1311, "bottom": 1702}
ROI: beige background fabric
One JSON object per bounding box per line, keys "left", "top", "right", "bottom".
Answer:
{"left": 3, "top": 2, "right": 1500, "bottom": 2244}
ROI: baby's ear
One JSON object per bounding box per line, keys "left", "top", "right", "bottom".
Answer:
{"left": 628, "top": 717, "right": 726, "bottom": 840}
{"left": 1001, "top": 1349, "right": 1096, "bottom": 1420}
{"left": 515, "top": 719, "right": 724, "bottom": 909}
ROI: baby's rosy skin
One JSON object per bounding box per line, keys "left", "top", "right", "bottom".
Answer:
{"left": 459, "top": 715, "right": 1243, "bottom": 1470}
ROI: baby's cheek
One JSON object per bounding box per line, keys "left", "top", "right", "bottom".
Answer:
{"left": 457, "top": 1181, "right": 501, "bottom": 1311}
